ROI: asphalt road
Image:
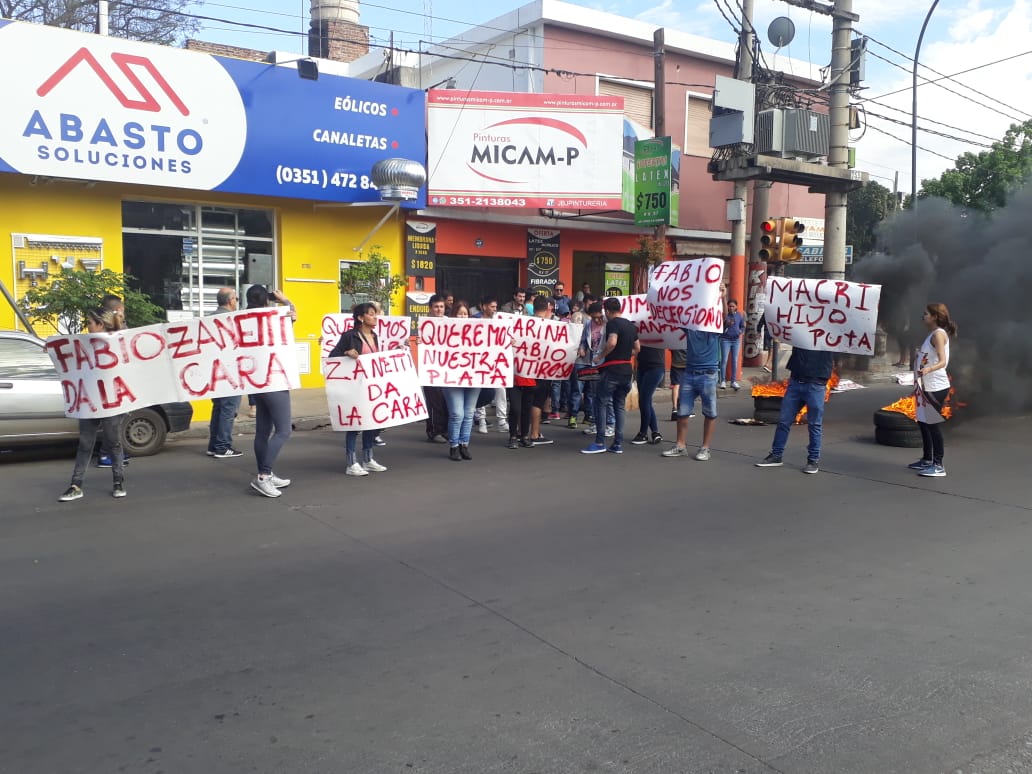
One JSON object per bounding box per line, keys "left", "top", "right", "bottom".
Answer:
{"left": 3, "top": 385, "right": 1032, "bottom": 774}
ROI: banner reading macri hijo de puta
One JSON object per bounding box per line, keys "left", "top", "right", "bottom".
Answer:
{"left": 763, "top": 277, "right": 881, "bottom": 355}
{"left": 45, "top": 308, "right": 300, "bottom": 419}
{"left": 646, "top": 257, "right": 725, "bottom": 333}
{"left": 323, "top": 350, "right": 428, "bottom": 431}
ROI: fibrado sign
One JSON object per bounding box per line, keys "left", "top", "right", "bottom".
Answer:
{"left": 324, "top": 350, "right": 428, "bottom": 430}
{"left": 619, "top": 294, "right": 685, "bottom": 349}
{"left": 646, "top": 257, "right": 724, "bottom": 333}
{"left": 498, "top": 313, "right": 583, "bottom": 379}
{"left": 418, "top": 317, "right": 515, "bottom": 387}
{"left": 763, "top": 277, "right": 881, "bottom": 355}
{"left": 46, "top": 308, "right": 300, "bottom": 418}
{"left": 319, "top": 313, "right": 411, "bottom": 359}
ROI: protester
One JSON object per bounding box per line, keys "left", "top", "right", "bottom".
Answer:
{"left": 755, "top": 346, "right": 835, "bottom": 474}
{"left": 423, "top": 294, "right": 450, "bottom": 443}
{"left": 206, "top": 287, "right": 243, "bottom": 459}
{"left": 631, "top": 344, "right": 665, "bottom": 445}
{"left": 442, "top": 301, "right": 481, "bottom": 460}
{"left": 500, "top": 287, "right": 527, "bottom": 315}
{"left": 574, "top": 282, "right": 591, "bottom": 304}
{"left": 329, "top": 302, "right": 389, "bottom": 477}
{"left": 551, "top": 282, "right": 571, "bottom": 317}
{"left": 761, "top": 319, "right": 775, "bottom": 373}
{"left": 662, "top": 327, "right": 719, "bottom": 460}
{"left": 58, "top": 308, "right": 129, "bottom": 501}
{"left": 441, "top": 290, "right": 455, "bottom": 316}
{"left": 578, "top": 301, "right": 613, "bottom": 437}
{"left": 719, "top": 298, "right": 745, "bottom": 391}
{"left": 526, "top": 295, "right": 556, "bottom": 445}
{"left": 582, "top": 296, "right": 638, "bottom": 454}
{"left": 909, "top": 303, "right": 957, "bottom": 478}
{"left": 245, "top": 284, "right": 294, "bottom": 497}
{"left": 96, "top": 294, "right": 129, "bottom": 468}
{"left": 668, "top": 345, "right": 687, "bottom": 421}
{"left": 473, "top": 295, "right": 509, "bottom": 435}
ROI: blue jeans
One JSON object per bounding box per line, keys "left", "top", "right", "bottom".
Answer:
{"left": 253, "top": 390, "right": 292, "bottom": 475}
{"left": 636, "top": 365, "right": 665, "bottom": 436}
{"left": 208, "top": 395, "right": 241, "bottom": 453}
{"left": 719, "top": 337, "right": 741, "bottom": 383}
{"left": 594, "top": 369, "right": 631, "bottom": 445}
{"left": 568, "top": 372, "right": 586, "bottom": 418}
{"left": 71, "top": 416, "right": 125, "bottom": 487}
{"left": 346, "top": 430, "right": 377, "bottom": 464}
{"left": 771, "top": 379, "right": 826, "bottom": 462}
{"left": 443, "top": 387, "right": 481, "bottom": 446}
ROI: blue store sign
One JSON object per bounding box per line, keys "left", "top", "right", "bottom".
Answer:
{"left": 0, "top": 20, "right": 426, "bottom": 207}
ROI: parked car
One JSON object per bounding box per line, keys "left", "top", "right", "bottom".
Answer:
{"left": 0, "top": 329, "right": 192, "bottom": 455}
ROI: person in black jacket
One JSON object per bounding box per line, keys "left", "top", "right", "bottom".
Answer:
{"left": 755, "top": 347, "right": 835, "bottom": 474}
{"left": 329, "top": 302, "right": 389, "bottom": 477}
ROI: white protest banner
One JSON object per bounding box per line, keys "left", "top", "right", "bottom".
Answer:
{"left": 166, "top": 307, "right": 300, "bottom": 400}
{"left": 646, "top": 257, "right": 724, "bottom": 333}
{"left": 319, "top": 313, "right": 411, "bottom": 359}
{"left": 619, "top": 294, "right": 686, "bottom": 349}
{"left": 417, "top": 317, "right": 514, "bottom": 387}
{"left": 46, "top": 323, "right": 179, "bottom": 419}
{"left": 45, "top": 308, "right": 302, "bottom": 418}
{"left": 323, "top": 350, "right": 428, "bottom": 431}
{"left": 498, "top": 313, "right": 583, "bottom": 379}
{"left": 763, "top": 277, "right": 881, "bottom": 355}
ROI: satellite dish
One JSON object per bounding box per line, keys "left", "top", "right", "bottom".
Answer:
{"left": 768, "top": 17, "right": 796, "bottom": 48}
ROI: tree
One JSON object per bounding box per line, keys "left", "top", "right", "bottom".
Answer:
{"left": 20, "top": 267, "right": 164, "bottom": 334}
{"left": 338, "top": 246, "right": 407, "bottom": 314}
{"left": 0, "top": 0, "right": 201, "bottom": 45}
{"left": 846, "top": 179, "right": 896, "bottom": 258}
{"left": 919, "top": 119, "right": 1032, "bottom": 213}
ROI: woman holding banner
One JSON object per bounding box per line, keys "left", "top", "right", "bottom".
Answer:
{"left": 910, "top": 303, "right": 957, "bottom": 478}
{"left": 246, "top": 285, "right": 295, "bottom": 497}
{"left": 329, "top": 302, "right": 390, "bottom": 477}
{"left": 58, "top": 308, "right": 128, "bottom": 502}
{"left": 442, "top": 302, "right": 481, "bottom": 460}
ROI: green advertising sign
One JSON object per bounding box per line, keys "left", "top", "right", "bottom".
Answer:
{"left": 634, "top": 137, "right": 679, "bottom": 227}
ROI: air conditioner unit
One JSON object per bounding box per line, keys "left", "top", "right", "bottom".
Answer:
{"left": 756, "top": 109, "right": 830, "bottom": 159}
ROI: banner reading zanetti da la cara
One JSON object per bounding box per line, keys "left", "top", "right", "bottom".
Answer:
{"left": 426, "top": 90, "right": 624, "bottom": 210}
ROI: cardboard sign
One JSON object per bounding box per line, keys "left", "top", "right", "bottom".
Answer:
{"left": 645, "top": 257, "right": 725, "bottom": 333}
{"left": 46, "top": 308, "right": 301, "bottom": 418}
{"left": 324, "top": 350, "right": 428, "bottom": 431}
{"left": 498, "top": 313, "right": 583, "bottom": 380}
{"left": 763, "top": 277, "right": 881, "bottom": 355}
{"left": 619, "top": 294, "right": 686, "bottom": 349}
{"left": 320, "top": 313, "right": 411, "bottom": 359}
{"left": 417, "top": 317, "right": 514, "bottom": 387}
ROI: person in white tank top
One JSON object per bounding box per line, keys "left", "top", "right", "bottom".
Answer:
{"left": 910, "top": 303, "right": 958, "bottom": 478}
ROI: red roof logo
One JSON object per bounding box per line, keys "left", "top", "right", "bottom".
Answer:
{"left": 37, "top": 46, "right": 189, "bottom": 116}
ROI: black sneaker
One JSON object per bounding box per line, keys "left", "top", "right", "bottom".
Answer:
{"left": 531, "top": 436, "right": 554, "bottom": 446}
{"left": 755, "top": 454, "right": 783, "bottom": 467}
{"left": 650, "top": 432, "right": 664, "bottom": 445}
{"left": 669, "top": 410, "right": 678, "bottom": 422}
{"left": 212, "top": 448, "right": 243, "bottom": 459}
{"left": 630, "top": 433, "right": 649, "bottom": 445}
{"left": 112, "top": 482, "right": 127, "bottom": 498}
{"left": 506, "top": 438, "right": 520, "bottom": 450}
{"left": 519, "top": 438, "right": 534, "bottom": 448}
{"left": 58, "top": 485, "right": 83, "bottom": 502}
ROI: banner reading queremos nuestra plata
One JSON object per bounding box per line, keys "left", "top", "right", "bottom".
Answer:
{"left": 45, "top": 308, "right": 300, "bottom": 419}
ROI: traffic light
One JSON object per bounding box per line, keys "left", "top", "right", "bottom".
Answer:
{"left": 757, "top": 218, "right": 780, "bottom": 262}
{"left": 779, "top": 218, "right": 804, "bottom": 262}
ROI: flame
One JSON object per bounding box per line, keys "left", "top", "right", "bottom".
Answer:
{"left": 882, "top": 388, "right": 962, "bottom": 420}
{"left": 752, "top": 371, "right": 840, "bottom": 424}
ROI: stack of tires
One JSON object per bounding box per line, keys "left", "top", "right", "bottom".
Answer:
{"left": 872, "top": 409, "right": 922, "bottom": 447}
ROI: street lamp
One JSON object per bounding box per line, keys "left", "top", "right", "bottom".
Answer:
{"left": 911, "top": 0, "right": 941, "bottom": 203}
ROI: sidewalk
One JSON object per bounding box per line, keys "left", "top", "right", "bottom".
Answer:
{"left": 180, "top": 358, "right": 902, "bottom": 439}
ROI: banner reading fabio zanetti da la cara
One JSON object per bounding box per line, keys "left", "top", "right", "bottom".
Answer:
{"left": 526, "top": 229, "right": 560, "bottom": 296}
{"left": 426, "top": 90, "right": 624, "bottom": 210}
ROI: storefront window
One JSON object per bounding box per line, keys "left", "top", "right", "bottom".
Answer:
{"left": 121, "top": 201, "right": 275, "bottom": 319}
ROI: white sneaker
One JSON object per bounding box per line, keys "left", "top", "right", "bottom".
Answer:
{"left": 605, "top": 426, "right": 615, "bottom": 437}
{"left": 345, "top": 462, "right": 369, "bottom": 477}
{"left": 269, "top": 473, "right": 291, "bottom": 488}
{"left": 362, "top": 458, "right": 387, "bottom": 473}
{"left": 250, "top": 476, "right": 282, "bottom": 498}
{"left": 694, "top": 447, "right": 711, "bottom": 461}
{"left": 498, "top": 421, "right": 509, "bottom": 433}
{"left": 477, "top": 419, "right": 489, "bottom": 434}
{"left": 582, "top": 424, "right": 597, "bottom": 435}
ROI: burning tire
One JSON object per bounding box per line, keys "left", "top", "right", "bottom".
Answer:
{"left": 753, "top": 408, "right": 782, "bottom": 424}
{"left": 873, "top": 408, "right": 917, "bottom": 431}
{"left": 753, "top": 396, "right": 783, "bottom": 411}
{"left": 875, "top": 426, "right": 923, "bottom": 448}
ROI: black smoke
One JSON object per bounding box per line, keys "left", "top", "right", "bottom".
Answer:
{"left": 853, "top": 191, "right": 1032, "bottom": 414}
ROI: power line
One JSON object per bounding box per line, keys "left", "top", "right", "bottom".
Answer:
{"left": 864, "top": 122, "right": 956, "bottom": 162}
{"left": 863, "top": 109, "right": 993, "bottom": 148}
{"left": 863, "top": 97, "right": 1000, "bottom": 143}
{"left": 860, "top": 32, "right": 1032, "bottom": 121}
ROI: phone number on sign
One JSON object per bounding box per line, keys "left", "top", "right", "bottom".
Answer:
{"left": 275, "top": 166, "right": 377, "bottom": 190}
{"left": 433, "top": 196, "right": 528, "bottom": 207}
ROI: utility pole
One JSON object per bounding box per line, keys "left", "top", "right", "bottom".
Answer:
{"left": 728, "top": 0, "right": 754, "bottom": 318}
{"left": 653, "top": 28, "right": 668, "bottom": 268}
{"left": 743, "top": 179, "right": 770, "bottom": 366}
{"left": 823, "top": 0, "right": 854, "bottom": 280}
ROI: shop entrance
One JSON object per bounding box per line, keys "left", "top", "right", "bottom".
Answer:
{"left": 436, "top": 255, "right": 519, "bottom": 310}
{"left": 571, "top": 250, "right": 649, "bottom": 298}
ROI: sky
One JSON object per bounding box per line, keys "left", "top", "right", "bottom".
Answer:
{"left": 183, "top": 0, "right": 1032, "bottom": 196}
